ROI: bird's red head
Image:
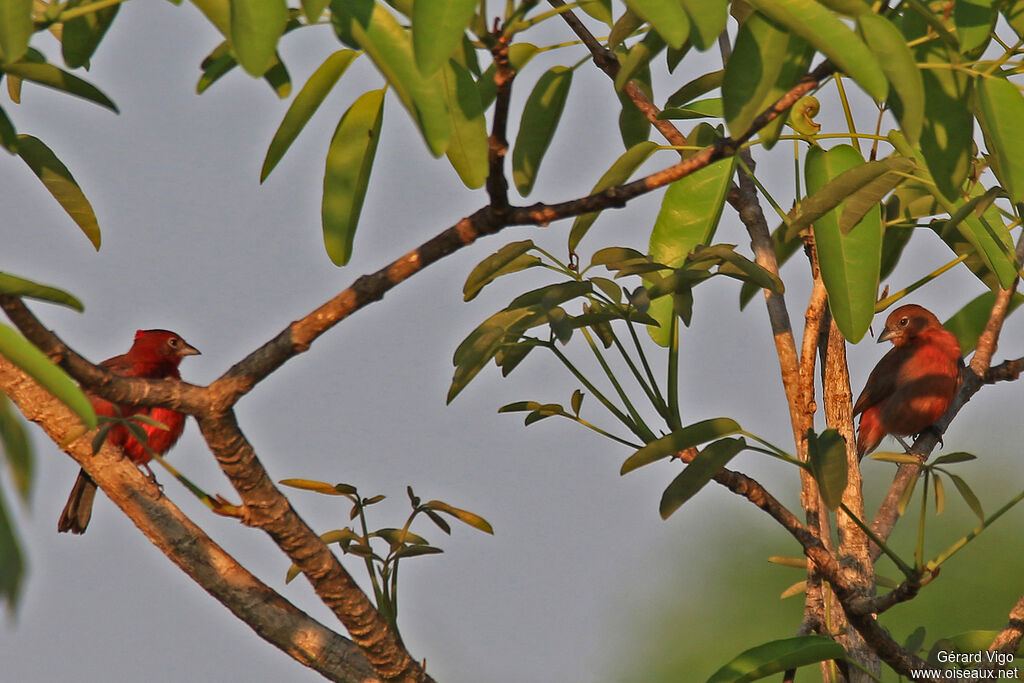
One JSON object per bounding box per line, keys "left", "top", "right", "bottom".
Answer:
{"left": 877, "top": 304, "right": 943, "bottom": 347}
{"left": 129, "top": 329, "right": 200, "bottom": 366}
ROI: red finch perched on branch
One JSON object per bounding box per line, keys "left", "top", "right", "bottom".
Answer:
{"left": 853, "top": 304, "right": 962, "bottom": 458}
{"left": 58, "top": 329, "right": 199, "bottom": 534}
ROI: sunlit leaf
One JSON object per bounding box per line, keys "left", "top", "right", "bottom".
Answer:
{"left": 15, "top": 135, "right": 101, "bottom": 249}
{"left": 858, "top": 13, "right": 924, "bottom": 144}
{"left": 441, "top": 59, "right": 488, "bottom": 188}
{"left": 707, "top": 635, "right": 847, "bottom": 682}
{"left": 321, "top": 88, "right": 385, "bottom": 266}
{"left": 0, "top": 272, "right": 83, "bottom": 311}
{"left": 0, "top": 323, "right": 96, "bottom": 429}
{"left": 464, "top": 240, "right": 541, "bottom": 301}
{"left": 975, "top": 74, "right": 1024, "bottom": 203}
{"left": 412, "top": 0, "right": 476, "bottom": 75}
{"left": 61, "top": 2, "right": 120, "bottom": 68}
{"left": 679, "top": 0, "right": 727, "bottom": 51}
{"left": 2, "top": 61, "right": 117, "bottom": 112}
{"left": 0, "top": 0, "right": 32, "bottom": 63}
{"left": 512, "top": 66, "right": 573, "bottom": 196}
{"left": 621, "top": 417, "right": 741, "bottom": 474}
{"left": 229, "top": 0, "right": 288, "bottom": 76}
{"left": 262, "top": 49, "right": 357, "bottom": 182}
{"left": 278, "top": 478, "right": 358, "bottom": 495}
{"left": 944, "top": 291, "right": 1024, "bottom": 354}
{"left": 425, "top": 500, "right": 494, "bottom": 534}
{"left": 622, "top": 0, "right": 690, "bottom": 48}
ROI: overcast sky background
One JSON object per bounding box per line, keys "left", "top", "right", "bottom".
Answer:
{"left": 3, "top": 3, "right": 1024, "bottom": 682}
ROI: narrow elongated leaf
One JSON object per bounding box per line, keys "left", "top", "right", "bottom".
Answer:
{"left": 321, "top": 88, "right": 385, "bottom": 266}
{"left": 679, "top": 0, "right": 727, "bottom": 51}
{"left": 0, "top": 272, "right": 83, "bottom": 311}
{"left": 622, "top": 0, "right": 690, "bottom": 48}
{"left": 512, "top": 66, "right": 573, "bottom": 196}
{"left": 975, "top": 74, "right": 1024, "bottom": 203}
{"left": 660, "top": 437, "right": 745, "bottom": 517}
{"left": 301, "top": 0, "right": 329, "bottom": 22}
{"left": 858, "top": 13, "right": 924, "bottom": 144}
{"left": 890, "top": 130, "right": 1017, "bottom": 289}
{"left": 463, "top": 240, "right": 541, "bottom": 301}
{"left": 191, "top": 0, "right": 231, "bottom": 35}
{"left": 707, "top": 635, "right": 846, "bottom": 682}
{"left": 0, "top": 395, "right": 31, "bottom": 500}
{"left": 441, "top": 59, "right": 488, "bottom": 188}
{"left": 723, "top": 12, "right": 792, "bottom": 138}
{"left": 807, "top": 428, "right": 847, "bottom": 509}
{"left": 944, "top": 291, "right": 1024, "bottom": 354}
{"left": 412, "top": 0, "right": 476, "bottom": 75}
{"left": 0, "top": 0, "right": 32, "bottom": 63}
{"left": 262, "top": 50, "right": 357, "bottom": 182}
{"left": 0, "top": 105, "right": 16, "bottom": 152}
{"left": 0, "top": 488, "right": 25, "bottom": 613}
{"left": 615, "top": 30, "right": 665, "bottom": 92}
{"left": 947, "top": 473, "right": 984, "bottom": 521}
{"left": 838, "top": 158, "right": 915, "bottom": 232}
{"left": 621, "top": 417, "right": 741, "bottom": 474}
{"left": 647, "top": 156, "right": 736, "bottom": 344}
{"left": 1, "top": 62, "right": 117, "bottom": 112}
{"left": 745, "top": 0, "right": 888, "bottom": 101}
{"left": 230, "top": 0, "right": 288, "bottom": 77}
{"left": 569, "top": 141, "right": 659, "bottom": 251}
{"left": 62, "top": 3, "right": 120, "bottom": 68}
{"left": 804, "top": 145, "right": 882, "bottom": 342}
{"left": 278, "top": 478, "right": 358, "bottom": 495}
{"left": 425, "top": 500, "right": 494, "bottom": 533}
{"left": 0, "top": 323, "right": 96, "bottom": 429}
{"left": 331, "top": 0, "right": 451, "bottom": 156}
{"left": 16, "top": 135, "right": 101, "bottom": 249}
{"left": 666, "top": 69, "right": 723, "bottom": 108}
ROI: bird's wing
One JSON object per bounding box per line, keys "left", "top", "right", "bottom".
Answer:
{"left": 100, "top": 353, "right": 136, "bottom": 375}
{"left": 852, "top": 347, "right": 902, "bottom": 416}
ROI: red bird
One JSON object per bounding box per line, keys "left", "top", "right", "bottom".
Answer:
{"left": 853, "top": 304, "right": 962, "bottom": 458}
{"left": 58, "top": 329, "right": 199, "bottom": 534}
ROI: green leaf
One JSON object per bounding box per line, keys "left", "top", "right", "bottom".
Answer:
{"left": 622, "top": 0, "right": 690, "bottom": 48}
{"left": 889, "top": 130, "right": 1017, "bottom": 289}
{"left": 261, "top": 50, "right": 357, "bottom": 182}
{"left": 1, "top": 61, "right": 118, "bottom": 112}
{"left": 807, "top": 428, "right": 848, "bottom": 510}
{"left": 0, "top": 0, "right": 32, "bottom": 63}
{"left": 666, "top": 69, "right": 723, "bottom": 108}
{"left": 0, "top": 395, "right": 31, "bottom": 501}
{"left": 0, "top": 105, "right": 16, "bottom": 153}
{"left": 0, "top": 488, "right": 25, "bottom": 615}
{"left": 679, "top": 0, "right": 727, "bottom": 51}
{"left": 719, "top": 12, "right": 813, "bottom": 147}
{"left": 191, "top": 0, "right": 231, "bottom": 36}
{"left": 903, "top": 626, "right": 927, "bottom": 653}
{"left": 425, "top": 500, "right": 494, "bottom": 533}
{"left": 278, "top": 478, "right": 358, "bottom": 495}
{"left": 449, "top": 308, "right": 541, "bottom": 402}
{"left": 331, "top": 0, "right": 451, "bottom": 156}
{"left": 658, "top": 97, "right": 723, "bottom": 119}
{"left": 229, "top": 0, "right": 288, "bottom": 77}
{"left": 615, "top": 30, "right": 665, "bottom": 92}
{"left": 394, "top": 544, "right": 444, "bottom": 558}
{"left": 647, "top": 156, "right": 736, "bottom": 344}
{"left": 62, "top": 2, "right": 120, "bottom": 69}
{"left": 804, "top": 145, "right": 882, "bottom": 342}
{"left": 0, "top": 272, "right": 83, "bottom": 311}
{"left": 858, "top": 13, "right": 924, "bottom": 145}
{"left": 463, "top": 240, "right": 541, "bottom": 301}
{"left": 869, "top": 451, "right": 923, "bottom": 465}
{"left": 16, "top": 135, "right": 101, "bottom": 249}
{"left": 570, "top": 389, "right": 584, "bottom": 415}
{"left": 934, "top": 472, "right": 946, "bottom": 514}
{"left": 932, "top": 451, "right": 977, "bottom": 465}
{"left": 0, "top": 323, "right": 96, "bottom": 429}
{"left": 412, "top": 0, "right": 477, "bottom": 75}
{"left": 441, "top": 59, "right": 488, "bottom": 189}
{"left": 707, "top": 635, "right": 847, "bottom": 682}
{"left": 569, "top": 141, "right": 659, "bottom": 251}
{"left": 975, "top": 74, "right": 1024, "bottom": 203}
{"left": 947, "top": 473, "right": 984, "bottom": 521}
{"left": 301, "top": 0, "right": 329, "bottom": 22}
{"left": 621, "top": 417, "right": 741, "bottom": 474}
{"left": 321, "top": 88, "right": 385, "bottom": 266}
{"left": 944, "top": 290, "right": 1024, "bottom": 354}
{"left": 955, "top": 0, "right": 997, "bottom": 53}
{"left": 744, "top": 0, "right": 888, "bottom": 101}
{"left": 512, "top": 66, "right": 573, "bottom": 196}
{"left": 660, "top": 437, "right": 745, "bottom": 518}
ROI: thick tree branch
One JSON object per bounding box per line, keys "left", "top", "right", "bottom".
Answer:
{"left": 0, "top": 356, "right": 379, "bottom": 683}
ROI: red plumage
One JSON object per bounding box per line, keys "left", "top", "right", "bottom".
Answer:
{"left": 853, "top": 304, "right": 962, "bottom": 458}
{"left": 58, "top": 329, "right": 200, "bottom": 534}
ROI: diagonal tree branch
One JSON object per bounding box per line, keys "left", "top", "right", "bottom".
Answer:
{"left": 0, "top": 355, "right": 380, "bottom": 683}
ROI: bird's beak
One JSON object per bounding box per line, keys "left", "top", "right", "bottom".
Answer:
{"left": 181, "top": 342, "right": 201, "bottom": 356}
{"left": 877, "top": 328, "right": 895, "bottom": 343}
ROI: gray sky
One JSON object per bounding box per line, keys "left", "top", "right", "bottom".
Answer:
{"left": 3, "top": 3, "right": 1024, "bottom": 682}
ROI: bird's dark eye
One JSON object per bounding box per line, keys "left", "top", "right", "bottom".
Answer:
{"left": 899, "top": 317, "right": 909, "bottom": 327}
{"left": 168, "top": 338, "right": 179, "bottom": 347}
